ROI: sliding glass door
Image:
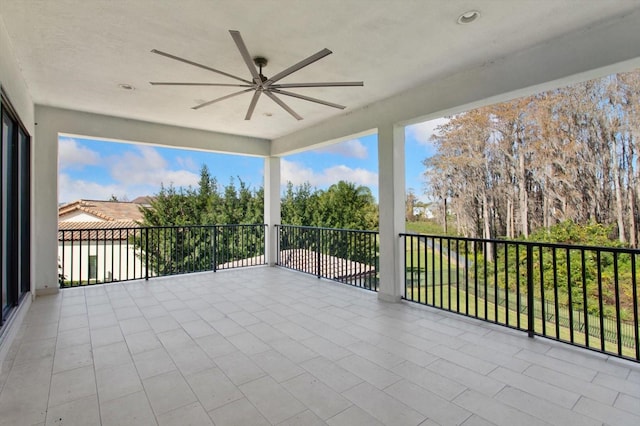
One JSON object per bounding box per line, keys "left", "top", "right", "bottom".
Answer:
{"left": 1, "top": 93, "right": 31, "bottom": 325}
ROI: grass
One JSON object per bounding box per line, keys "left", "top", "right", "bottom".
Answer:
{"left": 404, "top": 281, "right": 637, "bottom": 358}
{"left": 403, "top": 236, "right": 639, "bottom": 359}
{"left": 406, "top": 221, "right": 443, "bottom": 235}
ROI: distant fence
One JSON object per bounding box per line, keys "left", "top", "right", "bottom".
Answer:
{"left": 58, "top": 224, "right": 266, "bottom": 286}
{"left": 401, "top": 233, "right": 640, "bottom": 362}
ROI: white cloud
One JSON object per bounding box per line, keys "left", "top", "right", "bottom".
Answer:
{"left": 109, "top": 146, "right": 200, "bottom": 188}
{"left": 281, "top": 159, "right": 377, "bottom": 188}
{"left": 58, "top": 137, "right": 101, "bottom": 170}
{"left": 406, "top": 117, "right": 449, "bottom": 145}
{"left": 176, "top": 155, "right": 199, "bottom": 171}
{"left": 58, "top": 173, "right": 125, "bottom": 204}
{"left": 312, "top": 139, "right": 368, "bottom": 159}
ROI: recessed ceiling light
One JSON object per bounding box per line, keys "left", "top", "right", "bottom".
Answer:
{"left": 263, "top": 112, "right": 273, "bottom": 117}
{"left": 118, "top": 83, "right": 135, "bottom": 90}
{"left": 457, "top": 10, "right": 480, "bottom": 24}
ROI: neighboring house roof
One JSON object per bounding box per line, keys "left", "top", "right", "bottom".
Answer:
{"left": 58, "top": 199, "right": 145, "bottom": 222}
{"left": 130, "top": 196, "right": 154, "bottom": 206}
{"left": 218, "top": 249, "right": 376, "bottom": 280}
{"left": 58, "top": 199, "right": 147, "bottom": 242}
{"left": 58, "top": 221, "right": 140, "bottom": 241}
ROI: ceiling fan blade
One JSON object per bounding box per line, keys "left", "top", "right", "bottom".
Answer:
{"left": 245, "top": 90, "right": 262, "bottom": 120}
{"left": 264, "top": 48, "right": 332, "bottom": 86}
{"left": 150, "top": 82, "right": 253, "bottom": 87}
{"left": 264, "top": 91, "right": 303, "bottom": 120}
{"left": 229, "top": 30, "right": 261, "bottom": 83}
{"left": 151, "top": 49, "right": 253, "bottom": 84}
{"left": 192, "top": 88, "right": 253, "bottom": 110}
{"left": 270, "top": 82, "right": 364, "bottom": 88}
{"left": 271, "top": 89, "right": 345, "bottom": 109}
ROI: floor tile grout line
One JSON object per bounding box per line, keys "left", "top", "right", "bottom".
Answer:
{"left": 42, "top": 290, "right": 74, "bottom": 424}
{"left": 122, "top": 290, "right": 175, "bottom": 425}
{"left": 91, "top": 291, "right": 109, "bottom": 426}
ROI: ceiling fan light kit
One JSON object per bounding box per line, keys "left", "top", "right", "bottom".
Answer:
{"left": 150, "top": 30, "right": 363, "bottom": 120}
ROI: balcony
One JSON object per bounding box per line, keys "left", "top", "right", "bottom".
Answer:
{"left": 1, "top": 266, "right": 639, "bottom": 425}
{"left": 3, "top": 3, "right": 640, "bottom": 425}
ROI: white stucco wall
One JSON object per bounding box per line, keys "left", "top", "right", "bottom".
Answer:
{"left": 0, "top": 19, "right": 34, "bottom": 131}
{"left": 59, "top": 211, "right": 103, "bottom": 222}
{"left": 58, "top": 240, "right": 145, "bottom": 284}
{"left": 0, "top": 17, "right": 36, "bottom": 297}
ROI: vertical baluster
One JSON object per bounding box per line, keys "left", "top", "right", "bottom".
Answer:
{"left": 613, "top": 252, "right": 622, "bottom": 356}
{"left": 464, "top": 240, "right": 469, "bottom": 316}
{"left": 581, "top": 249, "right": 589, "bottom": 348}
{"left": 553, "top": 247, "right": 560, "bottom": 340}
{"left": 567, "top": 248, "right": 574, "bottom": 344}
{"left": 447, "top": 238, "right": 452, "bottom": 311}
{"left": 474, "top": 241, "right": 478, "bottom": 318}
{"left": 527, "top": 244, "right": 534, "bottom": 338}
{"left": 125, "top": 226, "right": 129, "bottom": 280}
{"left": 505, "top": 243, "right": 509, "bottom": 326}
{"left": 515, "top": 244, "right": 521, "bottom": 329}
{"left": 535, "top": 245, "right": 543, "bottom": 335}
{"left": 597, "top": 250, "right": 605, "bottom": 352}
{"left": 631, "top": 253, "right": 639, "bottom": 361}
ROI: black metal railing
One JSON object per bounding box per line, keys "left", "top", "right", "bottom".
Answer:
{"left": 401, "top": 233, "right": 640, "bottom": 362}
{"left": 276, "top": 225, "right": 379, "bottom": 291}
{"left": 58, "top": 224, "right": 267, "bottom": 287}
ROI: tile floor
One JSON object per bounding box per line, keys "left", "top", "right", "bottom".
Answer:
{"left": 0, "top": 266, "right": 639, "bottom": 426}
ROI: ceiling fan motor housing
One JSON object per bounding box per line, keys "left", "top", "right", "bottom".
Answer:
{"left": 253, "top": 57, "right": 268, "bottom": 68}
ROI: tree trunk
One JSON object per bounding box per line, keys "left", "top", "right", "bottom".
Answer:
{"left": 442, "top": 198, "right": 448, "bottom": 234}
{"left": 482, "top": 191, "right": 493, "bottom": 261}
{"left": 628, "top": 186, "right": 637, "bottom": 247}
{"left": 518, "top": 151, "right": 529, "bottom": 237}
{"left": 506, "top": 198, "right": 513, "bottom": 238}
{"left": 611, "top": 136, "right": 626, "bottom": 243}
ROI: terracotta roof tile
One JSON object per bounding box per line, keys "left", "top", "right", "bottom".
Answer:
{"left": 59, "top": 199, "right": 145, "bottom": 222}
{"left": 218, "top": 249, "right": 375, "bottom": 279}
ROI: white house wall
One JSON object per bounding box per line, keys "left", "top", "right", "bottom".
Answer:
{"left": 58, "top": 241, "right": 145, "bottom": 284}
{"left": 59, "top": 211, "right": 103, "bottom": 222}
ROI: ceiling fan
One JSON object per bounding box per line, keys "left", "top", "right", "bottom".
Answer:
{"left": 150, "top": 30, "right": 363, "bottom": 120}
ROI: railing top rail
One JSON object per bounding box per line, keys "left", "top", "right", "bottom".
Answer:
{"left": 209, "top": 223, "right": 267, "bottom": 229}
{"left": 278, "top": 224, "right": 378, "bottom": 235}
{"left": 59, "top": 223, "right": 267, "bottom": 232}
{"left": 399, "top": 232, "right": 640, "bottom": 255}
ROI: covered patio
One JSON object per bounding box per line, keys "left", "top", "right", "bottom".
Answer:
{"left": 2, "top": 1, "right": 640, "bottom": 425}
{"left": 1, "top": 267, "right": 639, "bottom": 425}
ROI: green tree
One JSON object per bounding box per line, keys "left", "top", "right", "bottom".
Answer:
{"left": 281, "top": 182, "right": 320, "bottom": 226}
{"left": 137, "top": 166, "right": 265, "bottom": 274}
{"left": 316, "top": 181, "right": 378, "bottom": 230}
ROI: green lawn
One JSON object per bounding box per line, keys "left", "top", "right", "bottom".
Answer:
{"left": 403, "top": 237, "right": 638, "bottom": 359}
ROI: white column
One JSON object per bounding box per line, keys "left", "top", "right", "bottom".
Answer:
{"left": 377, "top": 123, "right": 405, "bottom": 302}
{"left": 33, "top": 109, "right": 60, "bottom": 295}
{"left": 264, "top": 156, "right": 281, "bottom": 266}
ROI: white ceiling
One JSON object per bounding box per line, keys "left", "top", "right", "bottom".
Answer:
{"left": 1, "top": 0, "right": 639, "bottom": 139}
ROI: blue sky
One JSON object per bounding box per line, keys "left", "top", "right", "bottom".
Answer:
{"left": 57, "top": 118, "right": 445, "bottom": 204}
